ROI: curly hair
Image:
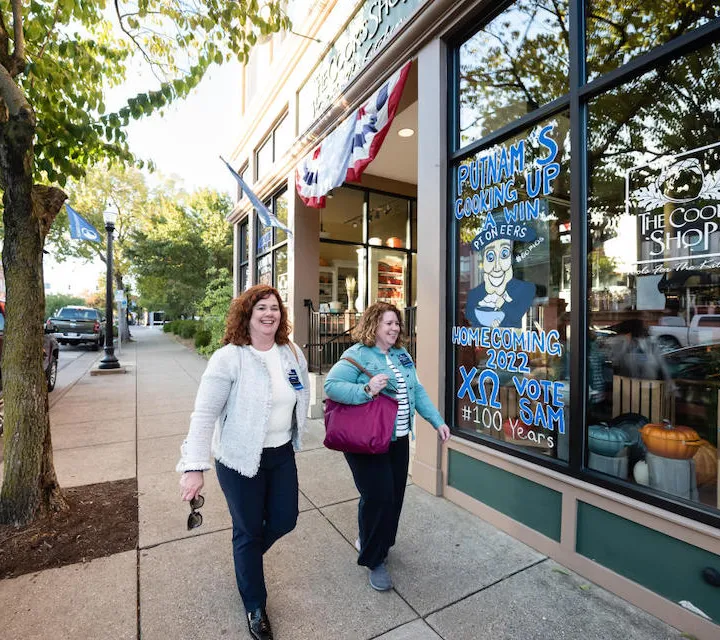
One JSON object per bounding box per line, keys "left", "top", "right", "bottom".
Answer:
{"left": 351, "top": 302, "right": 406, "bottom": 348}
{"left": 223, "top": 284, "right": 291, "bottom": 346}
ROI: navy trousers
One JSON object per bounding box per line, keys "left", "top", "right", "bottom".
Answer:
{"left": 215, "top": 441, "right": 298, "bottom": 612}
{"left": 344, "top": 435, "right": 409, "bottom": 569}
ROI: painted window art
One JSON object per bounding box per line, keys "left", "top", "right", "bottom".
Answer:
{"left": 451, "top": 116, "right": 571, "bottom": 459}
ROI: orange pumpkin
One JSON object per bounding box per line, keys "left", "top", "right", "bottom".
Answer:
{"left": 694, "top": 439, "right": 718, "bottom": 487}
{"left": 639, "top": 420, "right": 702, "bottom": 459}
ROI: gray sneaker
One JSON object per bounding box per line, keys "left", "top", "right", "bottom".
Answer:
{"left": 369, "top": 563, "right": 393, "bottom": 591}
{"left": 354, "top": 538, "right": 361, "bottom": 552}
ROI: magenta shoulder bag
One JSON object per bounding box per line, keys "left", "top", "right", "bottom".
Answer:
{"left": 323, "top": 357, "right": 398, "bottom": 455}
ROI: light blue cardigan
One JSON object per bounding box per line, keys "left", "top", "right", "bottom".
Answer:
{"left": 324, "top": 343, "right": 444, "bottom": 440}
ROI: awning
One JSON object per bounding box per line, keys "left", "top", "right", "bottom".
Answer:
{"left": 295, "top": 61, "right": 411, "bottom": 209}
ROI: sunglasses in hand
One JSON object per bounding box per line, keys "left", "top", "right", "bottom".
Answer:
{"left": 187, "top": 494, "right": 205, "bottom": 530}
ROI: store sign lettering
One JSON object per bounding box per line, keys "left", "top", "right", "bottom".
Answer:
{"left": 454, "top": 125, "right": 560, "bottom": 221}
{"left": 627, "top": 141, "right": 720, "bottom": 271}
{"left": 297, "top": 0, "right": 421, "bottom": 130}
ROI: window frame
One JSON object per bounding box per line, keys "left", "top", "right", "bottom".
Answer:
{"left": 446, "top": 2, "right": 720, "bottom": 528}
{"left": 254, "top": 188, "right": 290, "bottom": 298}
{"left": 319, "top": 184, "right": 417, "bottom": 311}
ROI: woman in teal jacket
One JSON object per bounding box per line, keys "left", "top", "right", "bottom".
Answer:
{"left": 324, "top": 302, "right": 450, "bottom": 592}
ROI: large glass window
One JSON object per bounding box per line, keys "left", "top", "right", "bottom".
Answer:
{"left": 452, "top": 115, "right": 571, "bottom": 460}
{"left": 586, "top": 1, "right": 720, "bottom": 80}
{"left": 318, "top": 186, "right": 416, "bottom": 314}
{"left": 452, "top": 2, "right": 720, "bottom": 524}
{"left": 255, "top": 189, "right": 289, "bottom": 301}
{"left": 587, "top": 42, "right": 720, "bottom": 511}
{"left": 239, "top": 220, "right": 250, "bottom": 292}
{"left": 254, "top": 112, "right": 294, "bottom": 181}
{"left": 458, "top": 0, "right": 569, "bottom": 147}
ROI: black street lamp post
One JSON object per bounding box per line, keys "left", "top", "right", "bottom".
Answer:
{"left": 98, "top": 208, "right": 120, "bottom": 370}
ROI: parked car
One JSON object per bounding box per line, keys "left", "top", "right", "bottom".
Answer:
{"left": 648, "top": 313, "right": 720, "bottom": 351}
{"left": 0, "top": 300, "right": 59, "bottom": 435}
{"left": 47, "top": 305, "right": 104, "bottom": 350}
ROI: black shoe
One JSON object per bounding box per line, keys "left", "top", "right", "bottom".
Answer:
{"left": 247, "top": 607, "right": 273, "bottom": 640}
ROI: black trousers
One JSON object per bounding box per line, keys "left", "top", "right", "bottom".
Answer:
{"left": 215, "top": 442, "right": 298, "bottom": 612}
{"left": 344, "top": 435, "right": 409, "bottom": 569}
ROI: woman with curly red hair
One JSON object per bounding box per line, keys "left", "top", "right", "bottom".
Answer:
{"left": 324, "top": 302, "right": 450, "bottom": 592}
{"left": 177, "top": 284, "right": 309, "bottom": 640}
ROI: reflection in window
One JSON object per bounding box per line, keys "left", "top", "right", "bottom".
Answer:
{"left": 587, "top": 42, "right": 719, "bottom": 512}
{"left": 257, "top": 253, "right": 272, "bottom": 286}
{"left": 275, "top": 245, "right": 288, "bottom": 303}
{"left": 458, "top": 0, "right": 569, "bottom": 147}
{"left": 453, "top": 114, "right": 571, "bottom": 460}
{"left": 586, "top": 0, "right": 719, "bottom": 80}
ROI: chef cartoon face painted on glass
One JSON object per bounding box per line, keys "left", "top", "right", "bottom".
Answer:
{"left": 483, "top": 239, "right": 514, "bottom": 296}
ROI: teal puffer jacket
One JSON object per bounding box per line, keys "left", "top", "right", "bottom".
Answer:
{"left": 324, "top": 342, "right": 444, "bottom": 440}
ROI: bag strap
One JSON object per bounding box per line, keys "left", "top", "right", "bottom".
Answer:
{"left": 341, "top": 356, "right": 374, "bottom": 379}
{"left": 287, "top": 341, "right": 299, "bottom": 364}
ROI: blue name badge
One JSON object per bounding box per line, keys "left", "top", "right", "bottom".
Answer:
{"left": 398, "top": 353, "right": 413, "bottom": 367}
{"left": 287, "top": 369, "right": 304, "bottom": 390}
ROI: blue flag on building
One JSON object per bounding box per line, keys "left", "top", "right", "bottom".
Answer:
{"left": 220, "top": 156, "right": 292, "bottom": 236}
{"left": 66, "top": 203, "right": 101, "bottom": 242}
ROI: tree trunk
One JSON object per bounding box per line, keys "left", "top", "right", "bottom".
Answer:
{"left": 114, "top": 273, "right": 131, "bottom": 342}
{"left": 0, "top": 106, "right": 66, "bottom": 525}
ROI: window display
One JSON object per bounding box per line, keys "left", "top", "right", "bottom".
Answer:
{"left": 587, "top": 42, "right": 720, "bottom": 510}
{"left": 452, "top": 115, "right": 571, "bottom": 459}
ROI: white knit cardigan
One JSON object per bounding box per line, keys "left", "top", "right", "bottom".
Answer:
{"left": 176, "top": 342, "right": 311, "bottom": 477}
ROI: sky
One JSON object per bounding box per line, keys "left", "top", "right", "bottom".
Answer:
{"left": 44, "top": 59, "right": 244, "bottom": 296}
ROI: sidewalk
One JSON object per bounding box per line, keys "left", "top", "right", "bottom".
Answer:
{"left": 0, "top": 327, "right": 684, "bottom": 639}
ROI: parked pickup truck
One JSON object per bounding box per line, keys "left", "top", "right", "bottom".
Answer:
{"left": 47, "top": 305, "right": 104, "bottom": 350}
{"left": 648, "top": 314, "right": 720, "bottom": 350}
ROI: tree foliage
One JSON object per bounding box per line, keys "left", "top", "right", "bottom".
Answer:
{"left": 128, "top": 187, "right": 233, "bottom": 319}
{"left": 0, "top": 0, "right": 288, "bottom": 526}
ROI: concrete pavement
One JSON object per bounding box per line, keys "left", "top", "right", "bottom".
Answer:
{"left": 0, "top": 327, "right": 684, "bottom": 639}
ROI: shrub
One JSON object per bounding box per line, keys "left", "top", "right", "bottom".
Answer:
{"left": 162, "top": 321, "right": 175, "bottom": 333}
{"left": 178, "top": 319, "right": 199, "bottom": 339}
{"left": 197, "top": 268, "right": 233, "bottom": 357}
{"left": 194, "top": 329, "right": 211, "bottom": 349}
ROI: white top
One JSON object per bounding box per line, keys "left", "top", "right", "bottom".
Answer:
{"left": 385, "top": 354, "right": 409, "bottom": 437}
{"left": 250, "top": 344, "right": 296, "bottom": 447}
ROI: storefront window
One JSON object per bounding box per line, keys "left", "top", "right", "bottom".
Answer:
{"left": 371, "top": 249, "right": 408, "bottom": 308}
{"left": 275, "top": 245, "right": 288, "bottom": 303}
{"left": 239, "top": 220, "right": 249, "bottom": 292}
{"left": 255, "top": 189, "right": 289, "bottom": 294}
{"left": 458, "top": 0, "right": 569, "bottom": 147}
{"left": 321, "top": 188, "right": 364, "bottom": 243}
{"left": 369, "top": 193, "right": 410, "bottom": 250}
{"left": 587, "top": 42, "right": 720, "bottom": 511}
{"left": 451, "top": 114, "right": 571, "bottom": 460}
{"left": 257, "top": 253, "right": 272, "bottom": 286}
{"left": 318, "top": 243, "right": 364, "bottom": 312}
{"left": 586, "top": 1, "right": 719, "bottom": 81}
{"left": 318, "top": 186, "right": 416, "bottom": 314}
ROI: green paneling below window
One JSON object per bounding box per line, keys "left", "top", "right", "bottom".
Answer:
{"left": 576, "top": 502, "right": 720, "bottom": 624}
{"left": 447, "top": 449, "right": 562, "bottom": 541}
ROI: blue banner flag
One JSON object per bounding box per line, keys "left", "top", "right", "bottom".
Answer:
{"left": 66, "top": 203, "right": 101, "bottom": 242}
{"left": 220, "top": 156, "right": 292, "bottom": 235}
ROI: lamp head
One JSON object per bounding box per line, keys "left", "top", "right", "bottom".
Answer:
{"left": 103, "top": 207, "right": 119, "bottom": 227}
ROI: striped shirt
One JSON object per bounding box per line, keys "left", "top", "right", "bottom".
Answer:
{"left": 385, "top": 354, "right": 410, "bottom": 437}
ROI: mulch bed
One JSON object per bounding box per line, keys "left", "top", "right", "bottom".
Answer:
{"left": 0, "top": 478, "right": 138, "bottom": 580}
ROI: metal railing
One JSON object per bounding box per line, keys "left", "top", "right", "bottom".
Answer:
{"left": 304, "top": 304, "right": 417, "bottom": 374}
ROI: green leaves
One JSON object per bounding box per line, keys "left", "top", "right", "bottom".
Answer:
{"left": 4, "top": 0, "right": 290, "bottom": 188}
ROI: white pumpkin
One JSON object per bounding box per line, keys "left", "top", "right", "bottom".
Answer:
{"left": 633, "top": 460, "right": 649, "bottom": 485}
